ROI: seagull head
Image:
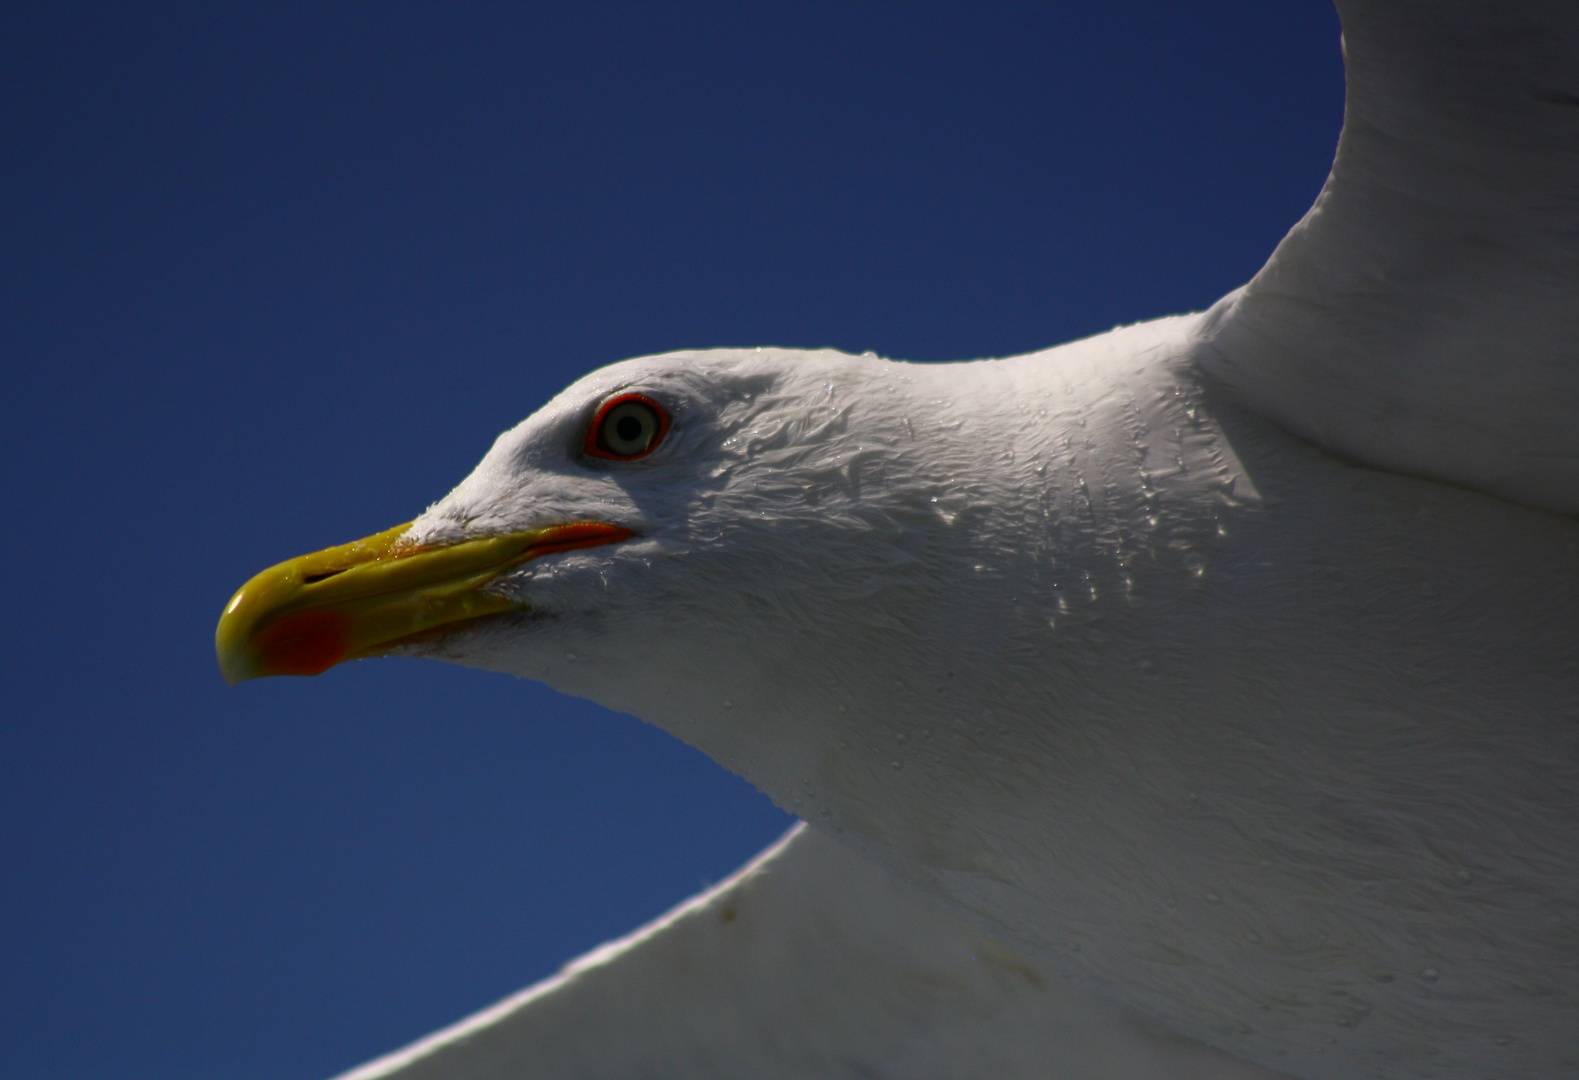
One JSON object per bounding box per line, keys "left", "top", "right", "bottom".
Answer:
{"left": 216, "top": 327, "right": 1214, "bottom": 844}
{"left": 215, "top": 346, "right": 1009, "bottom": 791}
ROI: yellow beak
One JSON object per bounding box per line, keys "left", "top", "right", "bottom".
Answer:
{"left": 215, "top": 521, "right": 632, "bottom": 685}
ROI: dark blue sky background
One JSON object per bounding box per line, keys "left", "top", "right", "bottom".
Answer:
{"left": 0, "top": 3, "right": 1342, "bottom": 1078}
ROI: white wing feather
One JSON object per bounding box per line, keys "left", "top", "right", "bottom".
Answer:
{"left": 333, "top": 825, "right": 1291, "bottom": 1080}
{"left": 1197, "top": 0, "right": 1579, "bottom": 513}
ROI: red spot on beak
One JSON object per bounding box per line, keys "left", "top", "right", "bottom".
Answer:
{"left": 252, "top": 609, "right": 352, "bottom": 677}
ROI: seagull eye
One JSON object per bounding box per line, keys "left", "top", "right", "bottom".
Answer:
{"left": 585, "top": 393, "right": 670, "bottom": 460}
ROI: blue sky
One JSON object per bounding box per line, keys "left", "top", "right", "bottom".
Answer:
{"left": 0, "top": 3, "right": 1341, "bottom": 1077}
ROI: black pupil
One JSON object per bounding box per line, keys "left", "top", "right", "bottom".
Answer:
{"left": 615, "top": 414, "right": 644, "bottom": 444}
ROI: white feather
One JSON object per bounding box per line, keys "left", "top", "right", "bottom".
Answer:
{"left": 337, "top": 825, "right": 1287, "bottom": 1080}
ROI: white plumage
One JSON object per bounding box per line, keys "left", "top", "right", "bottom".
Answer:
{"left": 340, "top": 826, "right": 1284, "bottom": 1080}
{"left": 307, "top": 3, "right": 1579, "bottom": 1078}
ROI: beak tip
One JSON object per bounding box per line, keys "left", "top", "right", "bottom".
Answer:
{"left": 216, "top": 644, "right": 253, "bottom": 686}
{"left": 216, "top": 607, "right": 258, "bottom": 686}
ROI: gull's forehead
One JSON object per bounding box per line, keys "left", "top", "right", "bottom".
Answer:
{"left": 512, "top": 346, "right": 886, "bottom": 450}
{"left": 548, "top": 350, "right": 755, "bottom": 417}
{"left": 408, "top": 347, "right": 883, "bottom": 543}
{"left": 547, "top": 346, "right": 855, "bottom": 410}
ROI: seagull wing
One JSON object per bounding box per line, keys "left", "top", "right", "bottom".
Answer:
{"left": 1196, "top": 0, "right": 1579, "bottom": 514}
{"left": 331, "top": 825, "right": 1291, "bottom": 1080}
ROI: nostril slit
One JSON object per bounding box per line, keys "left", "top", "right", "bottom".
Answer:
{"left": 302, "top": 569, "right": 346, "bottom": 584}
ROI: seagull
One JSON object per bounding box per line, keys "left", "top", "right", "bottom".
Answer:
{"left": 216, "top": 2, "right": 1579, "bottom": 1078}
